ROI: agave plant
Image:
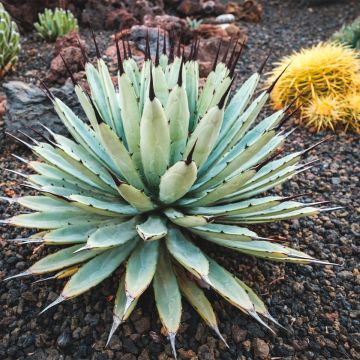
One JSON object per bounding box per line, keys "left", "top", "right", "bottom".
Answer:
{"left": 2, "top": 35, "right": 337, "bottom": 356}
{"left": 34, "top": 7, "right": 78, "bottom": 42}
{"left": 0, "top": 2, "right": 21, "bottom": 78}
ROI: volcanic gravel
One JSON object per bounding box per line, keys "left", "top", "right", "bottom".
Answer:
{"left": 1, "top": 1, "right": 360, "bottom": 359}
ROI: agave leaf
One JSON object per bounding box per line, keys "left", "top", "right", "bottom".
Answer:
{"left": 53, "top": 97, "right": 119, "bottom": 175}
{"left": 176, "top": 268, "right": 228, "bottom": 346}
{"left": 166, "top": 227, "right": 210, "bottom": 282}
{"left": 188, "top": 196, "right": 284, "bottom": 216}
{"left": 3, "top": 212, "right": 110, "bottom": 229}
{"left": 49, "top": 132, "right": 117, "bottom": 190}
{"left": 116, "top": 183, "right": 156, "bottom": 212}
{"left": 84, "top": 218, "right": 138, "bottom": 249}
{"left": 183, "top": 169, "right": 256, "bottom": 207}
{"left": 62, "top": 240, "right": 138, "bottom": 299}
{"left": 191, "top": 130, "right": 276, "bottom": 193}
{"left": 98, "top": 123, "right": 145, "bottom": 190}
{"left": 185, "top": 60, "right": 199, "bottom": 131}
{"left": 29, "top": 244, "right": 103, "bottom": 275}
{"left": 117, "top": 71, "right": 142, "bottom": 168}
{"left": 139, "top": 59, "right": 151, "bottom": 112}
{"left": 107, "top": 273, "right": 139, "bottom": 346}
{"left": 124, "top": 57, "right": 141, "bottom": 96}
{"left": 166, "top": 83, "right": 190, "bottom": 164}
{"left": 200, "top": 91, "right": 269, "bottom": 176}
{"left": 42, "top": 221, "right": 117, "bottom": 244}
{"left": 159, "top": 160, "right": 197, "bottom": 204}
{"left": 205, "top": 238, "right": 328, "bottom": 264}
{"left": 165, "top": 56, "right": 182, "bottom": 90}
{"left": 163, "top": 208, "right": 211, "bottom": 228}
{"left": 11, "top": 195, "right": 83, "bottom": 213}
{"left": 152, "top": 64, "right": 169, "bottom": 106}
{"left": 225, "top": 206, "right": 320, "bottom": 224}
{"left": 219, "top": 73, "right": 260, "bottom": 141}
{"left": 234, "top": 278, "right": 280, "bottom": 327}
{"left": 136, "top": 215, "right": 168, "bottom": 241}
{"left": 33, "top": 143, "right": 116, "bottom": 194}
{"left": 153, "top": 245, "right": 182, "bottom": 355}
{"left": 125, "top": 240, "right": 159, "bottom": 303}
{"left": 189, "top": 223, "right": 258, "bottom": 241}
{"left": 68, "top": 194, "right": 139, "bottom": 216}
{"left": 85, "top": 62, "right": 113, "bottom": 128}
{"left": 74, "top": 85, "right": 100, "bottom": 135}
{"left": 140, "top": 95, "right": 170, "bottom": 187}
{"left": 207, "top": 258, "right": 254, "bottom": 314}
{"left": 183, "top": 106, "right": 225, "bottom": 168}
{"left": 97, "top": 59, "right": 125, "bottom": 138}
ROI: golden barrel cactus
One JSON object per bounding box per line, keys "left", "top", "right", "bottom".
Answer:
{"left": 267, "top": 42, "right": 360, "bottom": 109}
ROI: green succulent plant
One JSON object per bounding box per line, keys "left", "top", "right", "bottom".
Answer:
{"left": 34, "top": 7, "right": 78, "bottom": 42}
{"left": 0, "top": 2, "right": 20, "bottom": 78}
{"left": 186, "top": 17, "right": 203, "bottom": 31}
{"left": 332, "top": 17, "right": 360, "bottom": 50}
{"left": 2, "top": 36, "right": 337, "bottom": 356}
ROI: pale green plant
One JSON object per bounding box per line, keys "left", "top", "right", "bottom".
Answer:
{"left": 0, "top": 2, "right": 20, "bottom": 78}
{"left": 2, "top": 36, "right": 337, "bottom": 356}
{"left": 34, "top": 7, "right": 78, "bottom": 42}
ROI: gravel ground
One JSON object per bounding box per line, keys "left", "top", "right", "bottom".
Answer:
{"left": 1, "top": 1, "right": 360, "bottom": 359}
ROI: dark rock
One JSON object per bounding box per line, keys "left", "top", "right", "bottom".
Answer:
{"left": 134, "top": 317, "right": 151, "bottom": 334}
{"left": 3, "top": 81, "right": 81, "bottom": 137}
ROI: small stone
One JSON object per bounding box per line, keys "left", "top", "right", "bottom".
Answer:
{"left": 252, "top": 338, "right": 270, "bottom": 359}
{"left": 134, "top": 317, "right": 150, "bottom": 334}
{"left": 57, "top": 331, "right": 71, "bottom": 348}
{"left": 231, "top": 325, "right": 247, "bottom": 343}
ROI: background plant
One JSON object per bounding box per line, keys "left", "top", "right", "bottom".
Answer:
{"left": 3, "top": 36, "right": 337, "bottom": 355}
{"left": 186, "top": 17, "right": 203, "bottom": 31}
{"left": 267, "top": 42, "right": 360, "bottom": 132}
{"left": 332, "top": 16, "right": 360, "bottom": 51}
{"left": 34, "top": 7, "right": 78, "bottom": 42}
{"left": 0, "top": 2, "right": 20, "bottom": 78}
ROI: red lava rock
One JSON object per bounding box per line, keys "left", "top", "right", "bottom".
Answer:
{"left": 143, "top": 14, "right": 188, "bottom": 34}
{"left": 54, "top": 31, "right": 86, "bottom": 56}
{"left": 177, "top": 0, "right": 224, "bottom": 16}
{"left": 131, "top": 0, "right": 165, "bottom": 22}
{"left": 225, "top": 0, "right": 263, "bottom": 23}
{"left": 252, "top": 338, "right": 270, "bottom": 359}
{"left": 105, "top": 8, "right": 139, "bottom": 30}
{"left": 199, "top": 61, "right": 212, "bottom": 78}
{"left": 195, "top": 23, "right": 246, "bottom": 41}
{"left": 46, "top": 46, "right": 84, "bottom": 85}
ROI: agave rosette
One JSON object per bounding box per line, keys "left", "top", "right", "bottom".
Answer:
{"left": 2, "top": 35, "right": 337, "bottom": 355}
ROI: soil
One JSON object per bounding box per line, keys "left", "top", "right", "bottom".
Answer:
{"left": 1, "top": 1, "right": 360, "bottom": 359}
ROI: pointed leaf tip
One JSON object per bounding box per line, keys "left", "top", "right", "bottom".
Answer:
{"left": 267, "top": 62, "right": 291, "bottom": 94}
{"left": 91, "top": 28, "right": 101, "bottom": 59}
{"left": 115, "top": 39, "right": 124, "bottom": 75}
{"left": 39, "top": 295, "right": 65, "bottom": 315}
{"left": 258, "top": 48, "right": 272, "bottom": 75}
{"left": 155, "top": 28, "right": 160, "bottom": 66}
{"left": 185, "top": 139, "right": 198, "bottom": 165}
{"left": 213, "top": 326, "right": 229, "bottom": 348}
{"left": 149, "top": 65, "right": 155, "bottom": 101}
{"left": 169, "top": 332, "right": 177, "bottom": 360}
{"left": 177, "top": 57, "right": 184, "bottom": 87}
{"left": 218, "top": 78, "right": 234, "bottom": 110}
{"left": 212, "top": 39, "right": 222, "bottom": 71}
{"left": 5, "top": 270, "right": 31, "bottom": 281}
{"left": 106, "top": 315, "right": 122, "bottom": 347}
